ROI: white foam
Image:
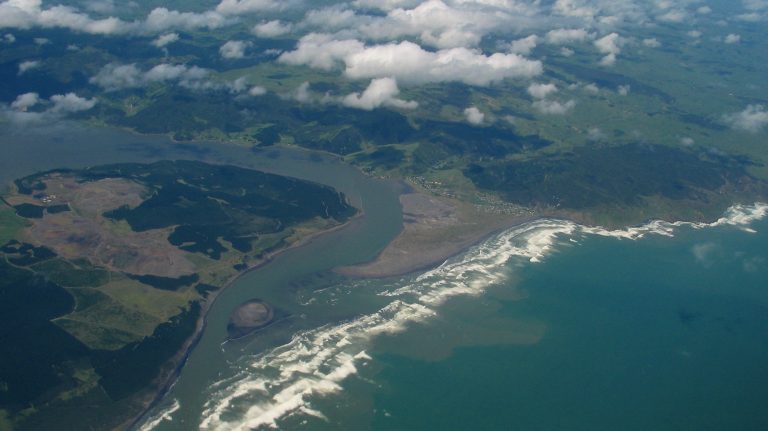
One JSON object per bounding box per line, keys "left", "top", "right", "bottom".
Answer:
{"left": 188, "top": 202, "right": 768, "bottom": 430}
{"left": 139, "top": 399, "right": 181, "bottom": 431}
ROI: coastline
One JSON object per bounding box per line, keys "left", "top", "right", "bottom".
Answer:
{"left": 123, "top": 210, "right": 366, "bottom": 431}
{"left": 336, "top": 189, "right": 541, "bottom": 279}
{"left": 121, "top": 180, "right": 768, "bottom": 430}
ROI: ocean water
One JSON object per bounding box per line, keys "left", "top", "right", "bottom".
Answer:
{"left": 143, "top": 204, "right": 768, "bottom": 431}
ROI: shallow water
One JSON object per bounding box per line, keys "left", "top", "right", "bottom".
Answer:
{"left": 4, "top": 123, "right": 767, "bottom": 431}
{"left": 143, "top": 205, "right": 768, "bottom": 431}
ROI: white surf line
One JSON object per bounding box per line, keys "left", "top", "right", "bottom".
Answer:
{"left": 139, "top": 399, "right": 181, "bottom": 431}
{"left": 160, "top": 202, "right": 768, "bottom": 430}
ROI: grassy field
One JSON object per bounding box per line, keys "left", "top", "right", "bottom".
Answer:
{"left": 0, "top": 205, "right": 26, "bottom": 246}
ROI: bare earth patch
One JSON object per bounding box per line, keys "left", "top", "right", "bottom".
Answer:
{"left": 337, "top": 191, "right": 536, "bottom": 278}
{"left": 16, "top": 176, "right": 196, "bottom": 277}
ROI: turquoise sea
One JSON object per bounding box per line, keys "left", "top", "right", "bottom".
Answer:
{"left": 3, "top": 123, "right": 765, "bottom": 431}
{"left": 144, "top": 205, "right": 768, "bottom": 431}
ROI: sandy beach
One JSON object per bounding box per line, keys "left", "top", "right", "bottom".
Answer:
{"left": 337, "top": 190, "right": 539, "bottom": 278}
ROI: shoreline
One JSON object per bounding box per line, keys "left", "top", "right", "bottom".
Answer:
{"left": 123, "top": 210, "right": 366, "bottom": 431}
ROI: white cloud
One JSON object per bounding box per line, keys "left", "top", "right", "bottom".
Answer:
{"left": 3, "top": 33, "right": 14, "bottom": 43}
{"left": 533, "top": 99, "right": 576, "bottom": 115}
{"left": 17, "top": 59, "right": 40, "bottom": 75}
{"left": 545, "top": 28, "right": 590, "bottom": 44}
{"left": 342, "top": 77, "right": 417, "bottom": 110}
{"left": 249, "top": 86, "right": 267, "bottom": 96}
{"left": 657, "top": 9, "right": 688, "bottom": 23}
{"left": 89, "top": 63, "right": 143, "bottom": 90}
{"left": 252, "top": 20, "right": 292, "bottom": 37}
{"left": 220, "top": 40, "right": 251, "bottom": 59}
{"left": 587, "top": 127, "right": 605, "bottom": 141}
{"left": 141, "top": 8, "right": 229, "bottom": 34}
{"left": 344, "top": 41, "right": 543, "bottom": 86}
{"left": 49, "top": 92, "right": 97, "bottom": 114}
{"left": 464, "top": 106, "right": 485, "bottom": 125}
{"left": 743, "top": 0, "right": 768, "bottom": 11}
{"left": 594, "top": 32, "right": 622, "bottom": 66}
{"left": 90, "top": 63, "right": 212, "bottom": 91}
{"left": 642, "top": 38, "right": 660, "bottom": 48}
{"left": 279, "top": 33, "right": 365, "bottom": 70}
{"left": 3, "top": 91, "right": 95, "bottom": 123}
{"left": 724, "top": 105, "right": 768, "bottom": 133}
{"left": 152, "top": 32, "right": 179, "bottom": 48}
{"left": 527, "top": 83, "right": 558, "bottom": 99}
{"left": 10, "top": 92, "right": 40, "bottom": 110}
{"left": 687, "top": 30, "right": 702, "bottom": 38}
{"left": 617, "top": 84, "right": 630, "bottom": 95}
{"left": 215, "top": 0, "right": 284, "bottom": 15}
{"left": 302, "top": 0, "right": 544, "bottom": 50}
{"left": 293, "top": 81, "right": 312, "bottom": 103}
{"left": 508, "top": 35, "right": 538, "bottom": 55}
{"left": 680, "top": 137, "right": 695, "bottom": 146}
{"left": 724, "top": 33, "right": 741, "bottom": 44}
{"left": 697, "top": 6, "right": 712, "bottom": 14}
{"left": 84, "top": 0, "right": 115, "bottom": 14}
{"left": 280, "top": 35, "right": 542, "bottom": 86}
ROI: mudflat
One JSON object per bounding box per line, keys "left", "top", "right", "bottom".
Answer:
{"left": 337, "top": 191, "right": 536, "bottom": 278}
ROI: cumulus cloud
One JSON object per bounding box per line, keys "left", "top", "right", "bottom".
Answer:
{"left": 345, "top": 41, "right": 543, "bottom": 85}
{"left": 528, "top": 83, "right": 558, "bottom": 99}
{"left": 657, "top": 9, "right": 688, "bottom": 23}
{"left": 90, "top": 63, "right": 212, "bottom": 91}
{"left": 17, "top": 60, "right": 40, "bottom": 75}
{"left": 48, "top": 92, "right": 97, "bottom": 114}
{"left": 249, "top": 86, "right": 267, "bottom": 96}
{"left": 508, "top": 35, "right": 538, "bottom": 55}
{"left": 594, "top": 32, "right": 622, "bottom": 66}
{"left": 10, "top": 92, "right": 40, "bottom": 110}
{"left": 0, "top": 0, "right": 234, "bottom": 35}
{"left": 3, "top": 91, "right": 95, "bottom": 123}
{"left": 292, "top": 81, "right": 313, "bottom": 103}
{"left": 281, "top": 35, "right": 542, "bottom": 87}
{"left": 342, "top": 77, "right": 417, "bottom": 110}
{"left": 252, "top": 20, "right": 292, "bottom": 37}
{"left": 301, "top": 0, "right": 543, "bottom": 49}
{"left": 642, "top": 38, "right": 660, "bottom": 47}
{"left": 215, "top": 0, "right": 284, "bottom": 15}
{"left": 724, "top": 105, "right": 768, "bottom": 133}
{"left": 279, "top": 33, "right": 365, "bottom": 70}
{"left": 464, "top": 106, "right": 485, "bottom": 125}
{"left": 724, "top": 33, "right": 741, "bottom": 44}
{"left": 533, "top": 99, "right": 576, "bottom": 115}
{"left": 152, "top": 32, "right": 179, "bottom": 48}
{"left": 220, "top": 40, "right": 251, "bottom": 59}
{"left": 617, "top": 84, "right": 630, "bottom": 95}
{"left": 545, "top": 28, "right": 590, "bottom": 45}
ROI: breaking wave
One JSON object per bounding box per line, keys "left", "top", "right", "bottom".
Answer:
{"left": 148, "top": 203, "right": 767, "bottom": 430}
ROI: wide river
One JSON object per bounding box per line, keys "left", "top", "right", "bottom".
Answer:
{"left": 4, "top": 123, "right": 768, "bottom": 431}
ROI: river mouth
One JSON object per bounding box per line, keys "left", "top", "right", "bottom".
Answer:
{"left": 0, "top": 122, "right": 405, "bottom": 431}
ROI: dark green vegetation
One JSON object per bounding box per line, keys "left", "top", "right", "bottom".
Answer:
{"left": 127, "top": 274, "right": 199, "bottom": 291}
{"left": 0, "top": 161, "right": 357, "bottom": 430}
{"left": 464, "top": 144, "right": 765, "bottom": 210}
{"left": 95, "top": 160, "right": 356, "bottom": 259}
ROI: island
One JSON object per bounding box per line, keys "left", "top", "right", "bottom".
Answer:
{"left": 227, "top": 299, "right": 276, "bottom": 340}
{"left": 0, "top": 160, "right": 357, "bottom": 431}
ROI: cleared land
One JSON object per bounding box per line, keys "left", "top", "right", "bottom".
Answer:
{"left": 0, "top": 161, "right": 357, "bottom": 431}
